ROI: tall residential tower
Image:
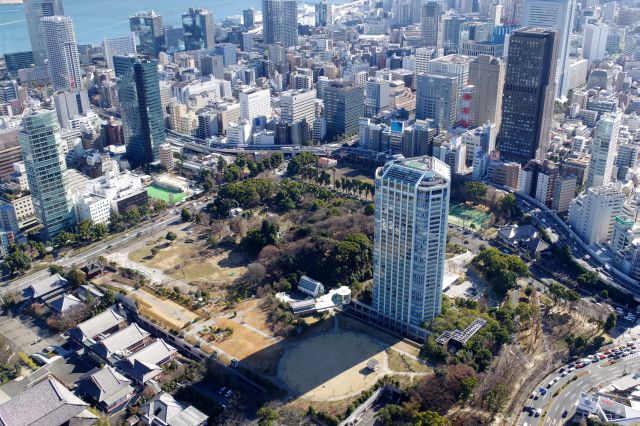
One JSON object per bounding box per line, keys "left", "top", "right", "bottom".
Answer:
{"left": 23, "top": 0, "right": 65, "bottom": 66}
{"left": 373, "top": 157, "right": 451, "bottom": 333}
{"left": 41, "top": 16, "right": 82, "bottom": 91}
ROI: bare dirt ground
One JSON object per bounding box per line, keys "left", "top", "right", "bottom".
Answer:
{"left": 128, "top": 229, "right": 247, "bottom": 284}
{"left": 132, "top": 288, "right": 199, "bottom": 330}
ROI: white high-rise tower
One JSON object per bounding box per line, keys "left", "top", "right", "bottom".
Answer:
{"left": 372, "top": 157, "right": 451, "bottom": 333}
{"left": 23, "top": 0, "right": 65, "bottom": 66}
{"left": 586, "top": 113, "right": 621, "bottom": 189}
{"left": 41, "top": 16, "right": 82, "bottom": 91}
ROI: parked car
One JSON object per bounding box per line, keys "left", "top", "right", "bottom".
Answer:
{"left": 535, "top": 408, "right": 542, "bottom": 417}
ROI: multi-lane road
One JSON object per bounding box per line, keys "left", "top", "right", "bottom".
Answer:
{"left": 520, "top": 352, "right": 640, "bottom": 425}
{"left": 514, "top": 193, "right": 636, "bottom": 297}
{"left": 0, "top": 212, "right": 181, "bottom": 298}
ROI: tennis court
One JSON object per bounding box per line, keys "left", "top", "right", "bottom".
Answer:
{"left": 147, "top": 184, "right": 186, "bottom": 205}
{"left": 449, "top": 202, "right": 491, "bottom": 230}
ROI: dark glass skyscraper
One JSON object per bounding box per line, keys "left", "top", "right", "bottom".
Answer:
{"left": 114, "top": 55, "right": 165, "bottom": 168}
{"left": 129, "top": 11, "right": 164, "bottom": 57}
{"left": 182, "top": 8, "right": 215, "bottom": 51}
{"left": 324, "top": 81, "right": 364, "bottom": 140}
{"left": 498, "top": 28, "right": 558, "bottom": 164}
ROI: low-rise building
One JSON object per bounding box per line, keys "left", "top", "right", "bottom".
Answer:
{"left": 69, "top": 308, "right": 128, "bottom": 345}
{"left": 139, "top": 392, "right": 208, "bottom": 426}
{"left": 0, "top": 376, "right": 98, "bottom": 426}
{"left": 298, "top": 276, "right": 325, "bottom": 297}
{"left": 23, "top": 274, "right": 68, "bottom": 301}
{"left": 78, "top": 366, "right": 135, "bottom": 414}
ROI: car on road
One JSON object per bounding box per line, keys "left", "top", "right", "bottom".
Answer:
{"left": 218, "top": 387, "right": 226, "bottom": 395}
{"left": 562, "top": 410, "right": 569, "bottom": 418}
{"left": 224, "top": 389, "right": 233, "bottom": 398}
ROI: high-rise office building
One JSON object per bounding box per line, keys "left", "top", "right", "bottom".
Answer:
{"left": 428, "top": 54, "right": 472, "bottom": 94}
{"left": 442, "top": 13, "right": 465, "bottom": 54}
{"left": 420, "top": 2, "right": 440, "bottom": 47}
{"left": 182, "top": 8, "right": 215, "bottom": 51}
{"left": 469, "top": 55, "right": 505, "bottom": 128}
{"left": 522, "top": 0, "right": 576, "bottom": 98}
{"left": 282, "top": 0, "right": 299, "bottom": 48}
{"left": 280, "top": 89, "right": 316, "bottom": 126}
{"left": 129, "top": 11, "right": 164, "bottom": 57}
{"left": 19, "top": 110, "right": 74, "bottom": 240}
{"left": 3, "top": 52, "right": 35, "bottom": 74}
{"left": 243, "top": 8, "right": 255, "bottom": 29}
{"left": 324, "top": 81, "right": 364, "bottom": 140}
{"left": 103, "top": 33, "right": 137, "bottom": 70}
{"left": 41, "top": 16, "right": 82, "bottom": 91}
{"left": 582, "top": 22, "right": 609, "bottom": 65}
{"left": 53, "top": 88, "right": 90, "bottom": 128}
{"left": 23, "top": 0, "right": 64, "bottom": 66}
{"left": 262, "top": 0, "right": 282, "bottom": 45}
{"left": 372, "top": 156, "right": 451, "bottom": 331}
{"left": 239, "top": 88, "right": 272, "bottom": 122}
{"left": 315, "top": 1, "right": 332, "bottom": 27}
{"left": 498, "top": 28, "right": 558, "bottom": 164}
{"left": 415, "top": 73, "right": 459, "bottom": 129}
{"left": 364, "top": 78, "right": 391, "bottom": 117}
{"left": 586, "top": 112, "right": 621, "bottom": 189}
{"left": 114, "top": 55, "right": 165, "bottom": 167}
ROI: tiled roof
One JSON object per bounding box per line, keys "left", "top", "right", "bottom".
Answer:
{"left": 0, "top": 377, "right": 97, "bottom": 426}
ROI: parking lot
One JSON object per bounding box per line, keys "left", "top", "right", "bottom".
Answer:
{"left": 0, "top": 352, "right": 94, "bottom": 402}
{"left": 0, "top": 315, "right": 65, "bottom": 356}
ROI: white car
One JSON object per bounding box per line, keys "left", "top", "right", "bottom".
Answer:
{"left": 553, "top": 376, "right": 561, "bottom": 383}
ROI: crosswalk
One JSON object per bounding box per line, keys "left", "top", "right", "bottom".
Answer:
{"left": 623, "top": 352, "right": 640, "bottom": 361}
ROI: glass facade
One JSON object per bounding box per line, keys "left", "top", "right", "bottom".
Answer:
{"left": 498, "top": 28, "right": 558, "bottom": 164}
{"left": 114, "top": 55, "right": 165, "bottom": 168}
{"left": 19, "top": 110, "right": 74, "bottom": 239}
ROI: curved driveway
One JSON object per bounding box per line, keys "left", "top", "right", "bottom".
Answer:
{"left": 520, "top": 353, "right": 640, "bottom": 425}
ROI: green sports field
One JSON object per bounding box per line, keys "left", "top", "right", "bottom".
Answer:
{"left": 147, "top": 184, "right": 186, "bottom": 205}
{"left": 449, "top": 202, "right": 491, "bottom": 230}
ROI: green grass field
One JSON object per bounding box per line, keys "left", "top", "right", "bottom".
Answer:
{"left": 449, "top": 202, "right": 491, "bottom": 230}
{"left": 147, "top": 184, "right": 186, "bottom": 205}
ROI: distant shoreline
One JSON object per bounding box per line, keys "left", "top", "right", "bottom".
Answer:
{"left": 0, "top": 0, "right": 22, "bottom": 4}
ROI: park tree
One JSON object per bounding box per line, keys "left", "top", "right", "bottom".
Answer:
{"left": 464, "top": 181, "right": 487, "bottom": 203}
{"left": 604, "top": 313, "right": 617, "bottom": 332}
{"left": 459, "top": 376, "right": 478, "bottom": 402}
{"left": 180, "top": 208, "right": 192, "bottom": 222}
{"left": 485, "top": 383, "right": 510, "bottom": 418}
{"left": 166, "top": 232, "right": 177, "bottom": 241}
{"left": 375, "top": 405, "right": 406, "bottom": 425}
{"left": 414, "top": 411, "right": 450, "bottom": 426}
{"left": 257, "top": 407, "right": 278, "bottom": 426}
